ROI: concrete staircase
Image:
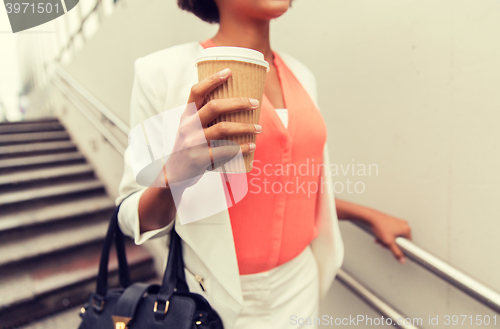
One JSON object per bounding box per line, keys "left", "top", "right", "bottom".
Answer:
{"left": 0, "top": 118, "right": 156, "bottom": 329}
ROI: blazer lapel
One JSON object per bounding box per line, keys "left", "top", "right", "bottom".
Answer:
{"left": 174, "top": 205, "right": 244, "bottom": 306}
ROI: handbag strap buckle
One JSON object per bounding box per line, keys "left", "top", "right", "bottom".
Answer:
{"left": 153, "top": 300, "right": 170, "bottom": 314}
{"left": 153, "top": 299, "right": 170, "bottom": 321}
{"left": 92, "top": 295, "right": 105, "bottom": 313}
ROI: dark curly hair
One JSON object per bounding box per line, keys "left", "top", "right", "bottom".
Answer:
{"left": 177, "top": 0, "right": 220, "bottom": 24}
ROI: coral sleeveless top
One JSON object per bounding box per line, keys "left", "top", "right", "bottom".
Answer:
{"left": 200, "top": 39, "right": 327, "bottom": 274}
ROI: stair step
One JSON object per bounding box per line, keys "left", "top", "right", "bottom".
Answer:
{"left": 0, "top": 117, "right": 156, "bottom": 329}
{"left": 19, "top": 306, "right": 82, "bottom": 329}
{"left": 0, "top": 195, "right": 115, "bottom": 234}
{"left": 0, "top": 131, "right": 70, "bottom": 146}
{"left": 0, "top": 118, "right": 59, "bottom": 126}
{"left": 0, "top": 152, "right": 85, "bottom": 172}
{"left": 0, "top": 121, "right": 64, "bottom": 134}
{"left": 0, "top": 243, "right": 155, "bottom": 329}
{"left": 0, "top": 219, "right": 109, "bottom": 268}
{"left": 0, "top": 141, "right": 77, "bottom": 158}
{"left": 0, "top": 163, "right": 94, "bottom": 189}
{"left": 0, "top": 180, "right": 104, "bottom": 209}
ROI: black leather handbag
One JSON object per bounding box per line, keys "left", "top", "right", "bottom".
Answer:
{"left": 78, "top": 203, "right": 224, "bottom": 329}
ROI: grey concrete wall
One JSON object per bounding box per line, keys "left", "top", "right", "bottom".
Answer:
{"left": 53, "top": 1, "right": 500, "bottom": 327}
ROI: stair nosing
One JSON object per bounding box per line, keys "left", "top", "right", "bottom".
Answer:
{"left": 0, "top": 118, "right": 59, "bottom": 126}
{"left": 0, "top": 141, "right": 76, "bottom": 156}
{"left": 0, "top": 152, "right": 85, "bottom": 170}
{"left": 0, "top": 122, "right": 64, "bottom": 135}
{"left": 0, "top": 163, "right": 94, "bottom": 187}
{"left": 0, "top": 196, "right": 115, "bottom": 233}
{"left": 0, "top": 131, "right": 70, "bottom": 145}
{"left": 0, "top": 180, "right": 105, "bottom": 208}
{"left": 0, "top": 221, "right": 109, "bottom": 268}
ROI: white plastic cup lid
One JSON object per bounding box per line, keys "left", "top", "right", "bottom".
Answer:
{"left": 196, "top": 46, "right": 270, "bottom": 70}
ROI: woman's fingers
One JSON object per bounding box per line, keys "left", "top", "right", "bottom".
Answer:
{"left": 198, "top": 98, "right": 259, "bottom": 127}
{"left": 188, "top": 68, "right": 232, "bottom": 109}
{"left": 237, "top": 142, "right": 256, "bottom": 155}
{"left": 405, "top": 226, "right": 413, "bottom": 240}
{"left": 204, "top": 122, "right": 262, "bottom": 141}
{"left": 208, "top": 142, "right": 256, "bottom": 172}
{"left": 164, "top": 141, "right": 255, "bottom": 183}
{"left": 374, "top": 238, "right": 407, "bottom": 264}
{"left": 211, "top": 142, "right": 255, "bottom": 160}
{"left": 388, "top": 243, "right": 406, "bottom": 264}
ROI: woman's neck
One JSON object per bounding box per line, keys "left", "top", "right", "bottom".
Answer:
{"left": 211, "top": 15, "right": 274, "bottom": 65}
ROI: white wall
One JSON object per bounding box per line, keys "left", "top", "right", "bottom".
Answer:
{"left": 55, "top": 1, "right": 500, "bottom": 327}
{"left": 274, "top": 1, "right": 500, "bottom": 326}
{"left": 0, "top": 8, "right": 21, "bottom": 121}
{"left": 63, "top": 0, "right": 217, "bottom": 124}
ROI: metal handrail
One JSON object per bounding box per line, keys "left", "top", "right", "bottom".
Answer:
{"left": 57, "top": 0, "right": 102, "bottom": 63}
{"left": 53, "top": 65, "right": 129, "bottom": 135}
{"left": 52, "top": 78, "right": 126, "bottom": 155}
{"left": 337, "top": 269, "right": 421, "bottom": 329}
{"left": 351, "top": 221, "right": 500, "bottom": 314}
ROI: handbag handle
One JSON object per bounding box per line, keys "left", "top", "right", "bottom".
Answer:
{"left": 156, "top": 227, "right": 189, "bottom": 300}
{"left": 95, "top": 203, "right": 132, "bottom": 303}
{"left": 94, "top": 192, "right": 188, "bottom": 312}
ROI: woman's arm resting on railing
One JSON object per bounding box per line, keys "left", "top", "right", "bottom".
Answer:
{"left": 335, "top": 198, "right": 412, "bottom": 264}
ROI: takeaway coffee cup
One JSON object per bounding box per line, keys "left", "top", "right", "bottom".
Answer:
{"left": 196, "top": 46, "right": 269, "bottom": 173}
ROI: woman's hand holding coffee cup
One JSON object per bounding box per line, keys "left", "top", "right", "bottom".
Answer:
{"left": 192, "top": 68, "right": 262, "bottom": 145}
{"left": 160, "top": 68, "right": 261, "bottom": 189}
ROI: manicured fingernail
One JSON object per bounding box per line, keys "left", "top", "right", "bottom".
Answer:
{"left": 254, "top": 124, "right": 262, "bottom": 133}
{"left": 250, "top": 98, "right": 259, "bottom": 108}
{"left": 220, "top": 68, "right": 230, "bottom": 79}
{"left": 399, "top": 258, "right": 406, "bottom": 264}
{"left": 248, "top": 143, "right": 256, "bottom": 152}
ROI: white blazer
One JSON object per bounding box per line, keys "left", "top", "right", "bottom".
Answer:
{"left": 115, "top": 41, "right": 344, "bottom": 329}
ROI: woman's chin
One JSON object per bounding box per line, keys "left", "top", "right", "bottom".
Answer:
{"left": 261, "top": 6, "right": 290, "bottom": 19}
{"left": 258, "top": 0, "right": 290, "bottom": 17}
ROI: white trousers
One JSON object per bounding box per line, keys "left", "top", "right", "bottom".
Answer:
{"left": 234, "top": 245, "right": 320, "bottom": 329}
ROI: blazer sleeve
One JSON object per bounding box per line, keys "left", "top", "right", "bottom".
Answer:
{"left": 115, "top": 58, "right": 174, "bottom": 245}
